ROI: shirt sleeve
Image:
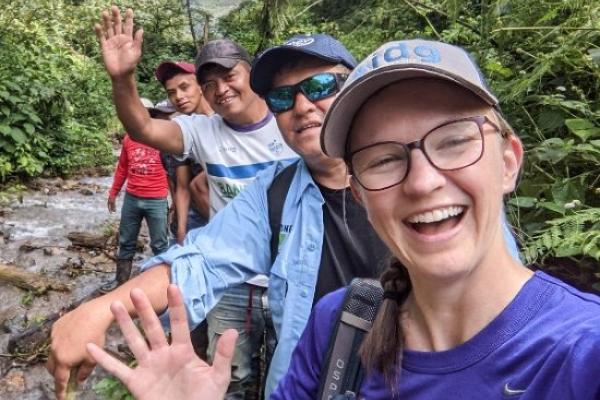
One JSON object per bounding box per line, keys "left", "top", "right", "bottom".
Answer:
{"left": 172, "top": 114, "right": 207, "bottom": 163}
{"left": 271, "top": 288, "right": 347, "bottom": 399}
{"left": 141, "top": 164, "right": 281, "bottom": 329}
{"left": 108, "top": 136, "right": 129, "bottom": 198}
{"left": 553, "top": 329, "right": 600, "bottom": 399}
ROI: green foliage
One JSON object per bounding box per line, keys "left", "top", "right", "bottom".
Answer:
{"left": 94, "top": 376, "right": 134, "bottom": 400}
{"left": 20, "top": 291, "right": 34, "bottom": 309}
{"left": 219, "top": 0, "right": 600, "bottom": 269}
{"left": 93, "top": 348, "right": 137, "bottom": 399}
{"left": 0, "top": 0, "right": 199, "bottom": 181}
{"left": 521, "top": 209, "right": 600, "bottom": 263}
{"left": 0, "top": 0, "right": 114, "bottom": 179}
{"left": 0, "top": 183, "right": 25, "bottom": 205}
{"left": 122, "top": 0, "right": 198, "bottom": 100}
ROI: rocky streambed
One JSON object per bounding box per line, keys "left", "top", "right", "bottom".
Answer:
{"left": 0, "top": 175, "right": 152, "bottom": 399}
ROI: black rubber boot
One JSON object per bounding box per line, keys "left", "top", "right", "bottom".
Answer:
{"left": 116, "top": 259, "right": 133, "bottom": 284}
{"left": 100, "top": 259, "right": 133, "bottom": 293}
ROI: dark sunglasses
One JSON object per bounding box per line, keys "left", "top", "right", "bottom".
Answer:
{"left": 265, "top": 72, "right": 348, "bottom": 114}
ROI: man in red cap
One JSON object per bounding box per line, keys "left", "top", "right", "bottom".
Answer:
{"left": 154, "top": 60, "right": 212, "bottom": 244}
{"left": 58, "top": 9, "right": 296, "bottom": 399}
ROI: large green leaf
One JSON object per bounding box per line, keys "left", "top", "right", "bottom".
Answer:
{"left": 537, "top": 201, "right": 565, "bottom": 215}
{"left": 508, "top": 196, "right": 538, "bottom": 208}
{"left": 532, "top": 138, "right": 569, "bottom": 163}
{"left": 23, "top": 123, "right": 35, "bottom": 135}
{"left": 537, "top": 110, "right": 564, "bottom": 132}
{"left": 565, "top": 118, "right": 600, "bottom": 142}
{"left": 10, "top": 127, "right": 27, "bottom": 144}
{"left": 551, "top": 179, "right": 584, "bottom": 206}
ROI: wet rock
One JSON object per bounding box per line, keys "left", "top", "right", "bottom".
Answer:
{"left": 0, "top": 357, "right": 11, "bottom": 379}
{"left": 63, "top": 256, "right": 85, "bottom": 270}
{"left": 89, "top": 252, "right": 113, "bottom": 265}
{"left": 42, "top": 247, "right": 62, "bottom": 257}
{"left": 1, "top": 314, "right": 25, "bottom": 335}
{"left": 0, "top": 370, "right": 25, "bottom": 393}
{"left": 40, "top": 177, "right": 63, "bottom": 188}
{"left": 61, "top": 179, "right": 79, "bottom": 190}
{"left": 79, "top": 188, "right": 95, "bottom": 196}
{"left": 0, "top": 308, "right": 16, "bottom": 332}
{"left": 50, "top": 177, "right": 64, "bottom": 187}
{"left": 19, "top": 241, "right": 44, "bottom": 253}
{"left": 26, "top": 180, "right": 43, "bottom": 191}
{"left": 19, "top": 241, "right": 65, "bottom": 257}
{"left": 0, "top": 226, "right": 13, "bottom": 243}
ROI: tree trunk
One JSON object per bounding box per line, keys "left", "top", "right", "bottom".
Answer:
{"left": 203, "top": 12, "right": 210, "bottom": 46}
{"left": 0, "top": 263, "right": 70, "bottom": 295}
{"left": 186, "top": 0, "right": 198, "bottom": 48}
{"left": 66, "top": 231, "right": 110, "bottom": 249}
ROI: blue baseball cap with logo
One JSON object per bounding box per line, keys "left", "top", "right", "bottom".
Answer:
{"left": 321, "top": 39, "right": 499, "bottom": 158}
{"left": 250, "top": 33, "right": 357, "bottom": 97}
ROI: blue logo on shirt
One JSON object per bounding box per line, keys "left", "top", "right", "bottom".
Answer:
{"left": 269, "top": 140, "right": 284, "bottom": 154}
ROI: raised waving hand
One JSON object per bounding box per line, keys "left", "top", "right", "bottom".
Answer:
{"left": 86, "top": 285, "right": 238, "bottom": 400}
{"left": 94, "top": 6, "right": 143, "bottom": 79}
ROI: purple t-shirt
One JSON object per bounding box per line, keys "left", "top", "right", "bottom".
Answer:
{"left": 272, "top": 271, "right": 600, "bottom": 399}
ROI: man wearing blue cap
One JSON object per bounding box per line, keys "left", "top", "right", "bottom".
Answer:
{"left": 47, "top": 22, "right": 389, "bottom": 400}
{"left": 85, "top": 9, "right": 298, "bottom": 399}
{"left": 47, "top": 8, "right": 521, "bottom": 400}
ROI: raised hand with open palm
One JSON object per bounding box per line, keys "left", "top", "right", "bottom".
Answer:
{"left": 94, "top": 6, "right": 144, "bottom": 79}
{"left": 86, "top": 285, "right": 238, "bottom": 400}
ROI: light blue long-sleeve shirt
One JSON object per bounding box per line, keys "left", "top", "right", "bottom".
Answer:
{"left": 142, "top": 159, "right": 521, "bottom": 397}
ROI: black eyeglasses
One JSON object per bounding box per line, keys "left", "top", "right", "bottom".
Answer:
{"left": 349, "top": 116, "right": 501, "bottom": 191}
{"left": 265, "top": 73, "right": 348, "bottom": 114}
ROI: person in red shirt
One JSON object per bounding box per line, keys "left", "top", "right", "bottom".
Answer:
{"left": 104, "top": 98, "right": 169, "bottom": 291}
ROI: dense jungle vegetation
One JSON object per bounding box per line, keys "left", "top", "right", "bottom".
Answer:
{"left": 1, "top": 0, "right": 599, "bottom": 282}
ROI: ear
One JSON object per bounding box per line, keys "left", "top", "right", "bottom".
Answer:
{"left": 502, "top": 134, "right": 524, "bottom": 194}
{"left": 349, "top": 177, "right": 365, "bottom": 206}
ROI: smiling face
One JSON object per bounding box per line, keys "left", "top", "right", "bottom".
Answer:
{"left": 164, "top": 73, "right": 204, "bottom": 115}
{"left": 271, "top": 59, "right": 349, "bottom": 160}
{"left": 348, "top": 79, "right": 522, "bottom": 282}
{"left": 199, "top": 62, "right": 258, "bottom": 123}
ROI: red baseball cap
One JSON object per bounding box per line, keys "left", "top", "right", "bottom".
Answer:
{"left": 155, "top": 61, "right": 195, "bottom": 84}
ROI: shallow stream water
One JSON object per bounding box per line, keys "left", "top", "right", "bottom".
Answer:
{"left": 0, "top": 175, "right": 152, "bottom": 399}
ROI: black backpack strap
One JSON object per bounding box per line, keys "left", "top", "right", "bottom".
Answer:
{"left": 267, "top": 160, "right": 299, "bottom": 265}
{"left": 317, "top": 278, "right": 384, "bottom": 400}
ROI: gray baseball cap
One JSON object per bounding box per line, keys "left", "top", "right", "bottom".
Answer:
{"left": 321, "top": 39, "right": 498, "bottom": 159}
{"left": 154, "top": 99, "right": 176, "bottom": 114}
{"left": 195, "top": 39, "right": 251, "bottom": 80}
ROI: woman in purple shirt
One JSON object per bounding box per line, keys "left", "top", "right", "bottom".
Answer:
{"left": 272, "top": 39, "right": 600, "bottom": 399}
{"left": 86, "top": 39, "right": 600, "bottom": 400}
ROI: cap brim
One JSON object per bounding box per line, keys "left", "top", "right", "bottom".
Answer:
{"left": 321, "top": 65, "right": 498, "bottom": 159}
{"left": 155, "top": 62, "right": 195, "bottom": 83}
{"left": 251, "top": 47, "right": 345, "bottom": 96}
{"left": 155, "top": 107, "right": 175, "bottom": 114}
{"left": 197, "top": 58, "right": 242, "bottom": 75}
